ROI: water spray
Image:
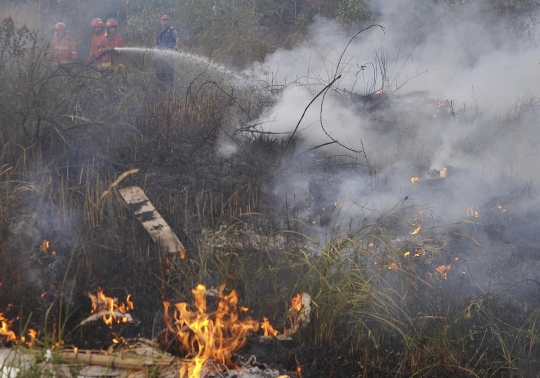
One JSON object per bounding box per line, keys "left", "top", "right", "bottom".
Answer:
{"left": 115, "top": 47, "right": 246, "bottom": 82}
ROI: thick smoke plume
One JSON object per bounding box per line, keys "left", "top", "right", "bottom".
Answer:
{"left": 246, "top": 1, "right": 540, "bottom": 224}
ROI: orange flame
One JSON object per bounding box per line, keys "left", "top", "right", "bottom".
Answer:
{"left": 88, "top": 288, "right": 134, "bottom": 326}
{"left": 164, "top": 284, "right": 259, "bottom": 378}
{"left": 466, "top": 206, "right": 480, "bottom": 218}
{"left": 285, "top": 293, "right": 309, "bottom": 335}
{"left": 0, "top": 314, "right": 36, "bottom": 347}
{"left": 41, "top": 240, "right": 56, "bottom": 256}
{"left": 42, "top": 239, "right": 49, "bottom": 254}
{"left": 437, "top": 101, "right": 446, "bottom": 108}
{"left": 411, "top": 177, "right": 420, "bottom": 184}
{"left": 20, "top": 328, "right": 37, "bottom": 347}
{"left": 261, "top": 317, "right": 279, "bottom": 336}
{"left": 26, "top": 329, "right": 37, "bottom": 347}
{"left": 0, "top": 313, "right": 17, "bottom": 342}
{"left": 290, "top": 294, "right": 302, "bottom": 312}
{"left": 411, "top": 216, "right": 422, "bottom": 234}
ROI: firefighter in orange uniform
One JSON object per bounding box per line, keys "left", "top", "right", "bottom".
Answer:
{"left": 99, "top": 18, "right": 125, "bottom": 73}
{"left": 48, "top": 22, "right": 77, "bottom": 73}
{"left": 86, "top": 18, "right": 109, "bottom": 72}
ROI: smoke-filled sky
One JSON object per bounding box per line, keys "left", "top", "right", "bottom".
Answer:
{"left": 243, "top": 0, "right": 540, "bottom": 222}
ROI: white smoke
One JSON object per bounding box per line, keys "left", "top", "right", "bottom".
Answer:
{"left": 245, "top": 0, "right": 540, "bottom": 223}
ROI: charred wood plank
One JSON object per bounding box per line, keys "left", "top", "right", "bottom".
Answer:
{"left": 119, "top": 186, "right": 185, "bottom": 254}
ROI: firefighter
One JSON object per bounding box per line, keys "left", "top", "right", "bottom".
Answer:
{"left": 86, "top": 18, "right": 109, "bottom": 73}
{"left": 155, "top": 14, "right": 180, "bottom": 84}
{"left": 48, "top": 22, "right": 77, "bottom": 73}
{"left": 97, "top": 18, "right": 125, "bottom": 73}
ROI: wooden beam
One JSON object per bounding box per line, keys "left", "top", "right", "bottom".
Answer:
{"left": 119, "top": 186, "right": 185, "bottom": 254}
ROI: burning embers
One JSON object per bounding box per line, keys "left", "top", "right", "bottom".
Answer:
{"left": 403, "top": 248, "right": 426, "bottom": 258}
{"left": 466, "top": 204, "right": 511, "bottom": 220}
{"left": 86, "top": 288, "right": 134, "bottom": 326}
{"left": 164, "top": 285, "right": 311, "bottom": 377}
{"left": 435, "top": 264, "right": 451, "bottom": 280}
{"left": 411, "top": 213, "right": 423, "bottom": 235}
{"left": 409, "top": 166, "right": 454, "bottom": 186}
{"left": 375, "top": 87, "right": 391, "bottom": 95}
{"left": 466, "top": 206, "right": 480, "bottom": 218}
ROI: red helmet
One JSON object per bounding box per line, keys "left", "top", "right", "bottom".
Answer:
{"left": 91, "top": 18, "right": 104, "bottom": 28}
{"left": 160, "top": 14, "right": 170, "bottom": 21}
{"left": 54, "top": 22, "right": 66, "bottom": 31}
{"left": 105, "top": 18, "right": 118, "bottom": 28}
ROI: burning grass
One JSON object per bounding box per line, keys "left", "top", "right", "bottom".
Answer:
{"left": 164, "top": 284, "right": 259, "bottom": 377}
{"left": 3, "top": 172, "right": 540, "bottom": 376}
{"left": 85, "top": 288, "right": 134, "bottom": 326}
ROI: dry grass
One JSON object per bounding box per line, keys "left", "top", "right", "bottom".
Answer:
{"left": 2, "top": 17, "right": 540, "bottom": 378}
